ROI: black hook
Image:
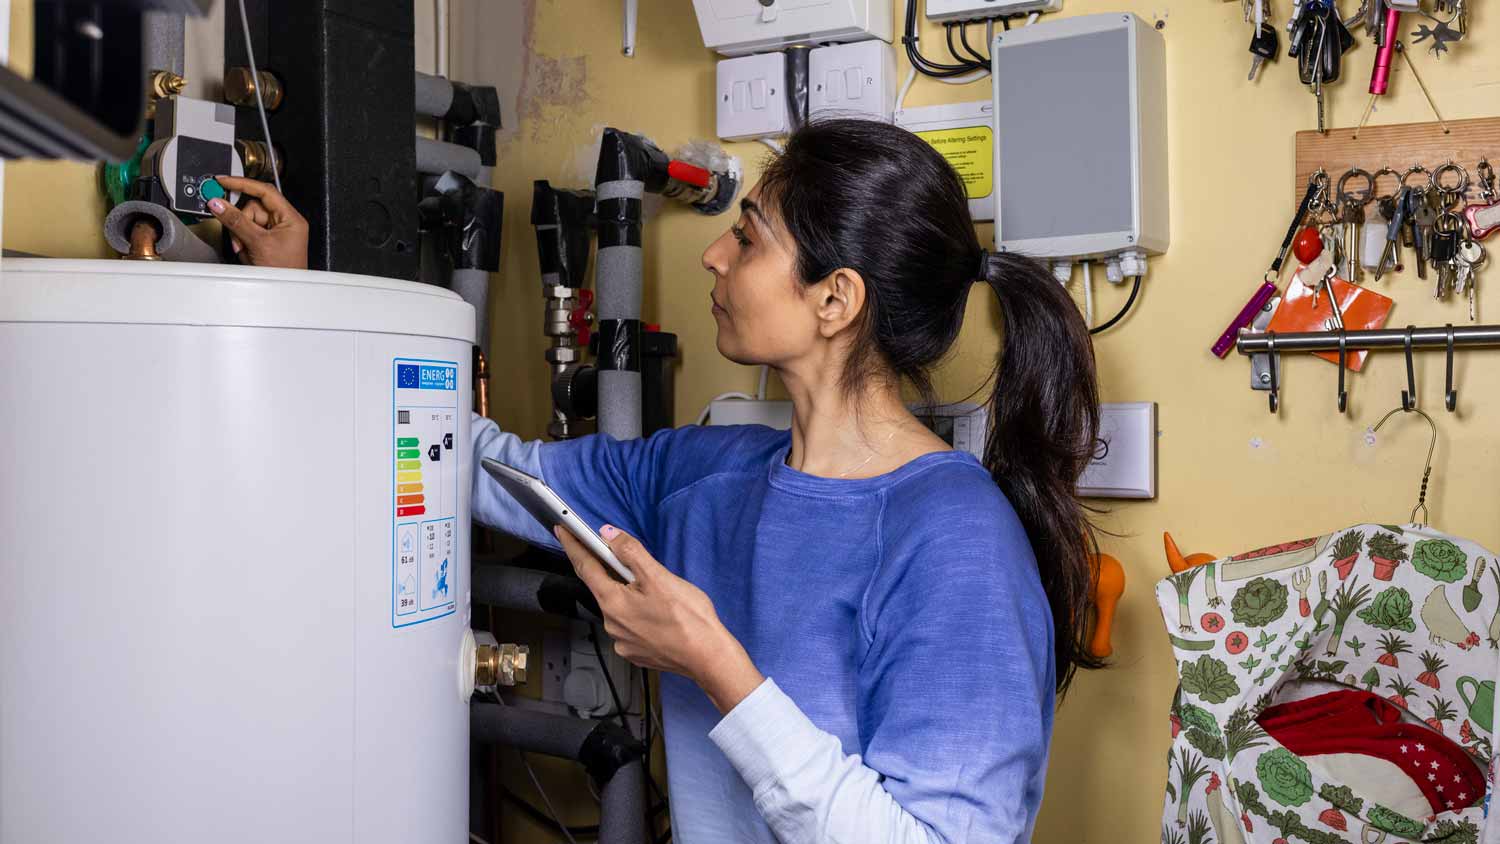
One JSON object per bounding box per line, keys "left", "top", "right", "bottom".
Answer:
{"left": 1267, "top": 331, "right": 1280, "bottom": 414}
{"left": 1336, "top": 329, "right": 1348, "bottom": 414}
{"left": 1444, "top": 324, "right": 1457, "bottom": 412}
{"left": 1401, "top": 325, "right": 1417, "bottom": 411}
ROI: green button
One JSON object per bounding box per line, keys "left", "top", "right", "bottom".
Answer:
{"left": 397, "top": 437, "right": 419, "bottom": 447}
{"left": 397, "top": 449, "right": 420, "bottom": 459}
{"left": 200, "top": 178, "right": 226, "bottom": 201}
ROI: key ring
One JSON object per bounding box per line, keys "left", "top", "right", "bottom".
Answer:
{"left": 1476, "top": 158, "right": 1496, "bottom": 202}
{"left": 1372, "top": 166, "right": 1401, "bottom": 204}
{"left": 1433, "top": 160, "right": 1469, "bottom": 209}
{"left": 1401, "top": 163, "right": 1432, "bottom": 191}
{"left": 1337, "top": 167, "right": 1375, "bottom": 206}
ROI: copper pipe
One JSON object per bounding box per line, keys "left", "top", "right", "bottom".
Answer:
{"left": 124, "top": 218, "right": 163, "bottom": 261}
{"left": 475, "top": 348, "right": 490, "bottom": 417}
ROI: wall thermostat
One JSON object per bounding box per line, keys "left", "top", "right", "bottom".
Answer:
{"left": 140, "top": 96, "right": 244, "bottom": 217}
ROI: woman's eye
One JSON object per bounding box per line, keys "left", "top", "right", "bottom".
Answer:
{"left": 730, "top": 224, "right": 751, "bottom": 248}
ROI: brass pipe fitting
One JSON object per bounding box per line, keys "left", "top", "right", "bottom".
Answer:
{"left": 236, "top": 139, "right": 285, "bottom": 181}
{"left": 149, "top": 70, "right": 186, "bottom": 100}
{"left": 124, "top": 218, "right": 163, "bottom": 261}
{"left": 224, "top": 67, "right": 284, "bottom": 111}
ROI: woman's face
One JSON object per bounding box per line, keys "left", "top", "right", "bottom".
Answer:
{"left": 700, "top": 185, "right": 823, "bottom": 366}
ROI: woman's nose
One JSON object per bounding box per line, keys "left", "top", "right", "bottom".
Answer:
{"left": 702, "top": 230, "right": 733, "bottom": 277}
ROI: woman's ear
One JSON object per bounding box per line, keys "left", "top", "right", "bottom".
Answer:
{"left": 812, "top": 268, "right": 867, "bottom": 339}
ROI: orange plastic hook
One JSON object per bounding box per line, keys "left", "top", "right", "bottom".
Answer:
{"left": 1089, "top": 553, "right": 1126, "bottom": 659}
{"left": 1164, "top": 532, "right": 1217, "bottom": 574}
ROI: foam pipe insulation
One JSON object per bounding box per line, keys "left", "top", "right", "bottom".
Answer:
{"left": 415, "top": 136, "right": 482, "bottom": 180}
{"left": 103, "top": 201, "right": 220, "bottom": 263}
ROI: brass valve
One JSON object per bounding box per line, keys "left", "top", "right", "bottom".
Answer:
{"left": 149, "top": 70, "right": 186, "bottom": 99}
{"left": 476, "top": 642, "right": 528, "bottom": 689}
{"left": 224, "top": 67, "right": 285, "bottom": 111}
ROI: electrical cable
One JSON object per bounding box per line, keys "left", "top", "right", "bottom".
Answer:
{"left": 591, "top": 630, "right": 673, "bottom": 838}
{"left": 1089, "top": 275, "right": 1142, "bottom": 335}
{"left": 958, "top": 22, "right": 989, "bottom": 64}
{"left": 500, "top": 784, "right": 599, "bottom": 840}
{"left": 435, "top": 0, "right": 449, "bottom": 77}
{"left": 470, "top": 834, "right": 493, "bottom": 844}
{"left": 757, "top": 138, "right": 783, "bottom": 154}
{"left": 589, "top": 628, "right": 632, "bottom": 732}
{"left": 522, "top": 753, "right": 583, "bottom": 844}
{"left": 1081, "top": 260, "right": 1094, "bottom": 328}
{"left": 903, "top": 0, "right": 986, "bottom": 77}
{"left": 235, "top": 0, "right": 281, "bottom": 195}
{"left": 756, "top": 365, "right": 769, "bottom": 399}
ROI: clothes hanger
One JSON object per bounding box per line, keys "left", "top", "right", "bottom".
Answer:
{"left": 1370, "top": 404, "right": 1437, "bottom": 528}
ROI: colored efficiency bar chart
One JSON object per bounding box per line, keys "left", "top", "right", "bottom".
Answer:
{"left": 395, "top": 436, "right": 425, "bottom": 517}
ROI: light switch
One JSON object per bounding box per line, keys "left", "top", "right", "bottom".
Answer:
{"left": 808, "top": 40, "right": 895, "bottom": 121}
{"left": 845, "top": 67, "right": 863, "bottom": 99}
{"left": 716, "top": 52, "right": 789, "bottom": 140}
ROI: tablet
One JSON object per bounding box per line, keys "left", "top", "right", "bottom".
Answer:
{"left": 480, "top": 458, "right": 636, "bottom": 584}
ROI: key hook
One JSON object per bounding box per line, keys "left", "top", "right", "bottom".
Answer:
{"left": 1336, "top": 329, "right": 1348, "bottom": 413}
{"left": 1372, "top": 404, "right": 1437, "bottom": 527}
{"left": 1267, "top": 331, "right": 1280, "bottom": 414}
{"left": 1444, "top": 324, "right": 1457, "bottom": 412}
{"left": 1401, "top": 326, "right": 1417, "bottom": 411}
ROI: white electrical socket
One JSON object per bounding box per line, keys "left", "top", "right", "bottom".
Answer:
{"left": 716, "top": 52, "right": 790, "bottom": 141}
{"left": 1078, "top": 402, "right": 1157, "bottom": 499}
{"left": 926, "top": 0, "right": 1062, "bottom": 22}
{"left": 809, "top": 40, "right": 896, "bottom": 122}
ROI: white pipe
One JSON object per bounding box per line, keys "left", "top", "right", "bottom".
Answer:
{"left": 623, "top": 0, "right": 639, "bottom": 57}
{"left": 435, "top": 0, "right": 449, "bottom": 77}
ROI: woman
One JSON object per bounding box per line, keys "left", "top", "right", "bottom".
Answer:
{"left": 217, "top": 119, "right": 1103, "bottom": 843}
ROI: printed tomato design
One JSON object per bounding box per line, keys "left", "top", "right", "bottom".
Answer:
{"left": 1201, "top": 612, "right": 1226, "bottom": 634}
{"left": 1225, "top": 630, "right": 1249, "bottom": 654}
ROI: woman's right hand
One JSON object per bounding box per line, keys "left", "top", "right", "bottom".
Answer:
{"left": 208, "top": 175, "right": 309, "bottom": 270}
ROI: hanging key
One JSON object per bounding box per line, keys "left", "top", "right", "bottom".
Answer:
{"left": 1410, "top": 188, "right": 1437, "bottom": 281}
{"left": 1429, "top": 215, "right": 1460, "bottom": 298}
{"left": 1376, "top": 186, "right": 1410, "bottom": 281}
{"left": 1458, "top": 239, "right": 1486, "bottom": 319}
{"left": 1337, "top": 168, "right": 1372, "bottom": 282}
{"left": 1248, "top": 22, "right": 1279, "bottom": 80}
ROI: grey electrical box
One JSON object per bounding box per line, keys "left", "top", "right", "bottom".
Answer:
{"left": 991, "top": 13, "right": 1168, "bottom": 261}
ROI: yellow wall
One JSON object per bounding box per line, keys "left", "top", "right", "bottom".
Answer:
{"left": 9, "top": 0, "right": 1500, "bottom": 839}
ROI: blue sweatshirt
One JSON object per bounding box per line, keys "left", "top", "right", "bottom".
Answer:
{"left": 472, "top": 420, "right": 1055, "bottom": 843}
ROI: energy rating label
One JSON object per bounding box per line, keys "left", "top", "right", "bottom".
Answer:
{"left": 391, "top": 358, "right": 458, "bottom": 629}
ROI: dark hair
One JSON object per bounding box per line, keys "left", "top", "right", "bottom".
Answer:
{"left": 758, "top": 118, "right": 1104, "bottom": 695}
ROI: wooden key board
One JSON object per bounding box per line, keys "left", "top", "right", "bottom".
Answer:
{"left": 1293, "top": 116, "right": 1500, "bottom": 203}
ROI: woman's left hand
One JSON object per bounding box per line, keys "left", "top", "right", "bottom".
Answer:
{"left": 555, "top": 524, "right": 765, "bottom": 714}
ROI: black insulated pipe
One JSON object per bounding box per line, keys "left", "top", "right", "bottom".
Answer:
{"left": 471, "top": 564, "right": 601, "bottom": 621}
{"left": 471, "top": 704, "right": 648, "bottom": 844}
{"left": 532, "top": 181, "right": 596, "bottom": 288}
{"left": 784, "top": 45, "right": 811, "bottom": 132}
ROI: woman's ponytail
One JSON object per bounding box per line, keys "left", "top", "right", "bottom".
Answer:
{"left": 759, "top": 119, "right": 1106, "bottom": 695}
{"left": 979, "top": 249, "right": 1105, "bottom": 693}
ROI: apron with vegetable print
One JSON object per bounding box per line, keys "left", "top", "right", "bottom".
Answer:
{"left": 1156, "top": 524, "right": 1500, "bottom": 844}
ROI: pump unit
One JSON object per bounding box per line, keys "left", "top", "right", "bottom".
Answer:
{"left": 693, "top": 0, "right": 894, "bottom": 56}
{"left": 0, "top": 260, "right": 475, "bottom": 844}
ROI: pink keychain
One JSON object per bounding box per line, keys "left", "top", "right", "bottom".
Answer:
{"left": 1212, "top": 173, "right": 1326, "bottom": 358}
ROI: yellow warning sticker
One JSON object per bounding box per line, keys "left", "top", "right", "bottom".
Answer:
{"left": 914, "top": 126, "right": 993, "bottom": 200}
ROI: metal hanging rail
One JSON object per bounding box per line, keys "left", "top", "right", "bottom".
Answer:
{"left": 1236, "top": 324, "right": 1500, "bottom": 354}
